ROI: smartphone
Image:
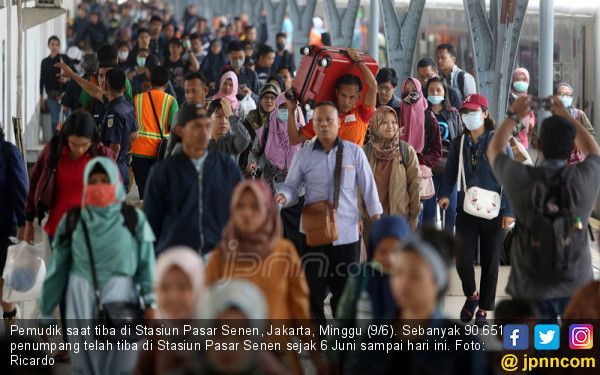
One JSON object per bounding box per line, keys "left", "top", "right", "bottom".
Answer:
{"left": 531, "top": 97, "right": 551, "bottom": 111}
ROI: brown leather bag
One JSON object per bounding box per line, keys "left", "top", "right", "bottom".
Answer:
{"left": 302, "top": 143, "right": 343, "bottom": 247}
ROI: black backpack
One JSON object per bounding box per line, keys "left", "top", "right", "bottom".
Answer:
{"left": 515, "top": 166, "right": 586, "bottom": 282}
{"left": 59, "top": 204, "right": 138, "bottom": 246}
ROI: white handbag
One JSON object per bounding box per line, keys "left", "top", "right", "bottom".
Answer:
{"left": 457, "top": 135, "right": 501, "bottom": 220}
{"left": 419, "top": 164, "right": 435, "bottom": 200}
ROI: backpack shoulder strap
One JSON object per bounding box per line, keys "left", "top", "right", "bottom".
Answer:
{"left": 457, "top": 71, "right": 466, "bottom": 97}
{"left": 399, "top": 141, "right": 409, "bottom": 167}
{"left": 120, "top": 203, "right": 139, "bottom": 236}
{"left": 423, "top": 110, "right": 433, "bottom": 154}
{"left": 59, "top": 207, "right": 82, "bottom": 246}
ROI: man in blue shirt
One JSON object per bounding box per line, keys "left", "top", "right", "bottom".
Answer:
{"left": 101, "top": 68, "right": 138, "bottom": 188}
{"left": 276, "top": 101, "right": 383, "bottom": 326}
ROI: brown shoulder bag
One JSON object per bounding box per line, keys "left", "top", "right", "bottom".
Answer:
{"left": 302, "top": 143, "right": 344, "bottom": 247}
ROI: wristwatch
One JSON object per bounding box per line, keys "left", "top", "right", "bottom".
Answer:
{"left": 506, "top": 110, "right": 521, "bottom": 123}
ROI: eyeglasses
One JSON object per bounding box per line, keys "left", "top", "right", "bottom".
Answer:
{"left": 377, "top": 86, "right": 394, "bottom": 93}
{"left": 261, "top": 95, "right": 276, "bottom": 102}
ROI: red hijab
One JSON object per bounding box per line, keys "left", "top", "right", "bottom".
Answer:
{"left": 400, "top": 77, "right": 427, "bottom": 153}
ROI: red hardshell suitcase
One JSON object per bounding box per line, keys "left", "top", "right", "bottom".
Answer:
{"left": 289, "top": 45, "right": 379, "bottom": 110}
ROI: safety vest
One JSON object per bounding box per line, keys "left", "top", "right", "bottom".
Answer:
{"left": 131, "top": 89, "right": 177, "bottom": 158}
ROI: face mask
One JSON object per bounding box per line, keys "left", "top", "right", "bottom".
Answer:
{"left": 230, "top": 58, "right": 244, "bottom": 70}
{"left": 278, "top": 109, "right": 289, "bottom": 122}
{"left": 136, "top": 56, "right": 146, "bottom": 67}
{"left": 276, "top": 42, "right": 285, "bottom": 51}
{"left": 427, "top": 95, "right": 444, "bottom": 105}
{"left": 84, "top": 183, "right": 116, "bottom": 208}
{"left": 118, "top": 51, "right": 129, "bottom": 61}
{"left": 559, "top": 95, "right": 573, "bottom": 108}
{"left": 512, "top": 81, "right": 529, "bottom": 93}
{"left": 403, "top": 91, "right": 420, "bottom": 104}
{"left": 462, "top": 110, "right": 484, "bottom": 131}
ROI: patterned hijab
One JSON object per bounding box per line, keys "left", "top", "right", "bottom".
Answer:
{"left": 219, "top": 180, "right": 283, "bottom": 258}
{"left": 369, "top": 106, "right": 401, "bottom": 160}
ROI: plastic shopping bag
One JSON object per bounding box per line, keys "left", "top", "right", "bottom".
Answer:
{"left": 2, "top": 240, "right": 46, "bottom": 302}
{"left": 239, "top": 94, "right": 257, "bottom": 120}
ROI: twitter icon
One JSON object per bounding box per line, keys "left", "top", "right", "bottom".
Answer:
{"left": 535, "top": 324, "right": 560, "bottom": 350}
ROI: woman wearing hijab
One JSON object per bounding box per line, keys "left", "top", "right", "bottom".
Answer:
{"left": 364, "top": 107, "right": 421, "bottom": 230}
{"left": 398, "top": 77, "right": 442, "bottom": 225}
{"left": 328, "top": 216, "right": 411, "bottom": 371}
{"left": 40, "top": 157, "right": 156, "bottom": 375}
{"left": 246, "top": 92, "right": 306, "bottom": 251}
{"left": 553, "top": 82, "right": 596, "bottom": 164}
{"left": 355, "top": 235, "right": 485, "bottom": 374}
{"left": 205, "top": 180, "right": 323, "bottom": 374}
{"left": 196, "top": 280, "right": 288, "bottom": 375}
{"left": 211, "top": 70, "right": 240, "bottom": 115}
{"left": 239, "top": 83, "right": 280, "bottom": 175}
{"left": 136, "top": 246, "right": 204, "bottom": 375}
{"left": 201, "top": 39, "right": 228, "bottom": 95}
{"left": 509, "top": 68, "right": 536, "bottom": 148}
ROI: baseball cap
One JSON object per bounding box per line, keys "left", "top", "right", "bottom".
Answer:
{"left": 260, "top": 83, "right": 280, "bottom": 99}
{"left": 460, "top": 93, "right": 489, "bottom": 112}
{"left": 175, "top": 102, "right": 207, "bottom": 127}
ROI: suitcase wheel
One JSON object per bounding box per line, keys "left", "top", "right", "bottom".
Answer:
{"left": 318, "top": 57, "right": 331, "bottom": 67}
{"left": 300, "top": 46, "right": 312, "bottom": 56}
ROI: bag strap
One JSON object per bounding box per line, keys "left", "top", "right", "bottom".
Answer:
{"left": 79, "top": 213, "right": 103, "bottom": 313}
{"left": 457, "top": 134, "right": 467, "bottom": 192}
{"left": 457, "top": 71, "right": 466, "bottom": 98}
{"left": 333, "top": 142, "right": 344, "bottom": 210}
{"left": 147, "top": 91, "right": 164, "bottom": 140}
{"left": 399, "top": 141, "right": 409, "bottom": 167}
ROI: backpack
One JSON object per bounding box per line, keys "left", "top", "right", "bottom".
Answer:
{"left": 457, "top": 71, "right": 466, "bottom": 100}
{"left": 59, "top": 204, "right": 139, "bottom": 246}
{"left": 515, "top": 166, "right": 586, "bottom": 282}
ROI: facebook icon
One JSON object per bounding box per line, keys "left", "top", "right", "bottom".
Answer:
{"left": 503, "top": 324, "right": 529, "bottom": 350}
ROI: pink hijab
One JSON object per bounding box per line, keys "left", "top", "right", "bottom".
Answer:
{"left": 260, "top": 93, "right": 305, "bottom": 171}
{"left": 400, "top": 77, "right": 427, "bottom": 153}
{"left": 511, "top": 67, "right": 530, "bottom": 96}
{"left": 212, "top": 71, "right": 240, "bottom": 111}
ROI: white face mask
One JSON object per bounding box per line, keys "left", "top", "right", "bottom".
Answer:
{"left": 462, "top": 110, "right": 484, "bottom": 131}
{"left": 118, "top": 51, "right": 129, "bottom": 61}
{"left": 230, "top": 58, "right": 244, "bottom": 70}
{"left": 427, "top": 95, "right": 444, "bottom": 105}
{"left": 559, "top": 95, "right": 573, "bottom": 108}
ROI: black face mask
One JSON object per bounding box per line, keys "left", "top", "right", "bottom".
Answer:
{"left": 276, "top": 43, "right": 285, "bottom": 51}
{"left": 402, "top": 91, "right": 420, "bottom": 104}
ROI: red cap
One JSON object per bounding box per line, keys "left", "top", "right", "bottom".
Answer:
{"left": 460, "top": 93, "right": 488, "bottom": 112}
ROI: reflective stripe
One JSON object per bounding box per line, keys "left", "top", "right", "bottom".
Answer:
{"left": 131, "top": 90, "right": 176, "bottom": 157}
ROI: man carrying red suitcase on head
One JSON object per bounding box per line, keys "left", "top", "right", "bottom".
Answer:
{"left": 286, "top": 48, "right": 377, "bottom": 147}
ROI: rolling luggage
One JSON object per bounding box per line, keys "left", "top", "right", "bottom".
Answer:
{"left": 288, "top": 45, "right": 379, "bottom": 110}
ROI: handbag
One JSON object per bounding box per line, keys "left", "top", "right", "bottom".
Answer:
{"left": 457, "top": 135, "right": 501, "bottom": 220}
{"left": 148, "top": 92, "right": 169, "bottom": 161}
{"left": 419, "top": 165, "right": 435, "bottom": 200}
{"left": 302, "top": 143, "right": 343, "bottom": 247}
{"left": 80, "top": 215, "right": 145, "bottom": 343}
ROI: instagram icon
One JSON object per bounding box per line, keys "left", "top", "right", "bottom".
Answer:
{"left": 569, "top": 325, "right": 593, "bottom": 350}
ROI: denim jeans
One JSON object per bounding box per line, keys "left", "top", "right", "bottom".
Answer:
{"left": 535, "top": 297, "right": 571, "bottom": 323}
{"left": 47, "top": 98, "right": 61, "bottom": 134}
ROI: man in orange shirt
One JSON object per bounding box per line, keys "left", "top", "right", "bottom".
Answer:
{"left": 286, "top": 48, "right": 377, "bottom": 147}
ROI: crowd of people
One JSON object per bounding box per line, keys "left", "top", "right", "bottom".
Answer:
{"left": 2, "top": 0, "right": 600, "bottom": 374}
